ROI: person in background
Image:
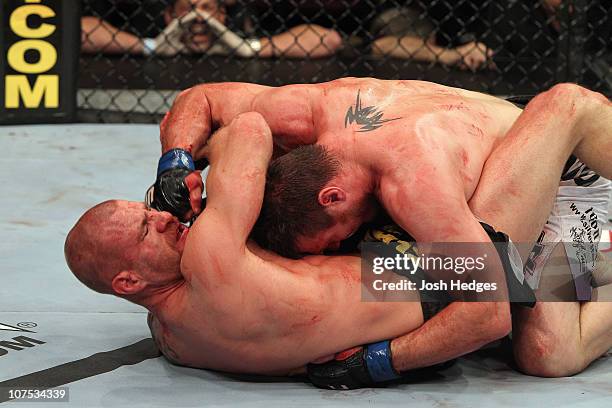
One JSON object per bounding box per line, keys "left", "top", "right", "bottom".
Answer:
{"left": 81, "top": 0, "right": 342, "bottom": 58}
{"left": 369, "top": 2, "right": 493, "bottom": 71}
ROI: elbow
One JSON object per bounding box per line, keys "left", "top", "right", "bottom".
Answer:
{"left": 232, "top": 112, "right": 272, "bottom": 144}
{"left": 473, "top": 302, "right": 512, "bottom": 342}
{"left": 485, "top": 302, "right": 512, "bottom": 340}
{"left": 234, "top": 111, "right": 269, "bottom": 132}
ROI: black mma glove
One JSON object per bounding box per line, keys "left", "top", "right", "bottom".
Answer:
{"left": 148, "top": 148, "right": 197, "bottom": 222}
{"left": 307, "top": 341, "right": 401, "bottom": 390}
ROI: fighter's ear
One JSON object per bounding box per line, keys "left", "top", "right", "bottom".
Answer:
{"left": 318, "top": 187, "right": 346, "bottom": 207}
{"left": 112, "top": 271, "right": 147, "bottom": 295}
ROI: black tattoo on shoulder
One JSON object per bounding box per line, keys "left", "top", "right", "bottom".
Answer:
{"left": 344, "top": 90, "right": 401, "bottom": 132}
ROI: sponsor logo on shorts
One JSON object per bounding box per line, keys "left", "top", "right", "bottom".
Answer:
{"left": 561, "top": 156, "right": 600, "bottom": 187}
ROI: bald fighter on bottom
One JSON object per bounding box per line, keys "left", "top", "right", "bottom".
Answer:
{"left": 65, "top": 113, "right": 429, "bottom": 375}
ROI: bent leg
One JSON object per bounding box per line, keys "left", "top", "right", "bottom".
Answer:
{"left": 470, "top": 84, "right": 611, "bottom": 244}
{"left": 513, "top": 247, "right": 612, "bottom": 377}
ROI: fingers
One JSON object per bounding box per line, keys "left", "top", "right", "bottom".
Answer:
{"left": 457, "top": 42, "right": 495, "bottom": 71}
{"left": 185, "top": 171, "right": 204, "bottom": 215}
{"left": 466, "top": 54, "right": 482, "bottom": 71}
{"left": 154, "top": 11, "right": 200, "bottom": 56}
{"left": 335, "top": 346, "right": 363, "bottom": 361}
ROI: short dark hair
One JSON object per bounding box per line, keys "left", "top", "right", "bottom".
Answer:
{"left": 253, "top": 145, "right": 340, "bottom": 258}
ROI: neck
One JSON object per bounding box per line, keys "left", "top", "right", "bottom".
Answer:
{"left": 331, "top": 144, "right": 380, "bottom": 193}
{"left": 336, "top": 158, "right": 377, "bottom": 194}
{"left": 126, "top": 278, "right": 185, "bottom": 314}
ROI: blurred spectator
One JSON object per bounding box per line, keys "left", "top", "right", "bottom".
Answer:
{"left": 81, "top": 0, "right": 342, "bottom": 58}
{"left": 369, "top": 4, "right": 493, "bottom": 71}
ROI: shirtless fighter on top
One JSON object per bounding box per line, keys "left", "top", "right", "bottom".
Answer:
{"left": 152, "top": 79, "right": 612, "bottom": 375}
{"left": 65, "top": 79, "right": 612, "bottom": 388}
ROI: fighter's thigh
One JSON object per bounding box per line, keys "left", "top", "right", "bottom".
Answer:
{"left": 470, "top": 86, "right": 585, "bottom": 243}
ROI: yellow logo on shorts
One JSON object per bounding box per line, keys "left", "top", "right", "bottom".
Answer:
{"left": 367, "top": 225, "right": 419, "bottom": 256}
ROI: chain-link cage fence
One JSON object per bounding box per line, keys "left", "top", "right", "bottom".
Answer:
{"left": 78, "top": 0, "right": 611, "bottom": 123}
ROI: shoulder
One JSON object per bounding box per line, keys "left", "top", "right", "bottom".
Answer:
{"left": 181, "top": 210, "right": 248, "bottom": 272}
{"left": 252, "top": 83, "right": 319, "bottom": 107}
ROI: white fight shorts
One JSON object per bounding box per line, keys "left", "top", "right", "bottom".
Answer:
{"left": 524, "top": 155, "right": 612, "bottom": 300}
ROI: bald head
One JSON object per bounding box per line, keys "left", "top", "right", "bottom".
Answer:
{"left": 65, "top": 200, "right": 127, "bottom": 294}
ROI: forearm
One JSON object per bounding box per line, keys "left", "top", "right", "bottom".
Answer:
{"left": 81, "top": 17, "right": 144, "bottom": 54}
{"left": 372, "top": 35, "right": 459, "bottom": 65}
{"left": 390, "top": 302, "right": 511, "bottom": 371}
{"left": 160, "top": 83, "right": 268, "bottom": 159}
{"left": 208, "top": 112, "right": 273, "bottom": 169}
{"left": 205, "top": 112, "right": 272, "bottom": 233}
{"left": 259, "top": 25, "right": 342, "bottom": 58}
{"left": 160, "top": 86, "right": 214, "bottom": 159}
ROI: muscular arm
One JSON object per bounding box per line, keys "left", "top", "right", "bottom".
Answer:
{"left": 160, "top": 83, "right": 267, "bottom": 158}
{"left": 379, "top": 172, "right": 511, "bottom": 371}
{"left": 390, "top": 302, "right": 509, "bottom": 371}
{"left": 372, "top": 36, "right": 491, "bottom": 71}
{"left": 258, "top": 25, "right": 342, "bottom": 58}
{"left": 182, "top": 111, "right": 273, "bottom": 279}
{"left": 160, "top": 83, "right": 318, "bottom": 159}
{"left": 81, "top": 17, "right": 144, "bottom": 54}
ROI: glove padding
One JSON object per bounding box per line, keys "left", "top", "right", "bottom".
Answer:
{"left": 151, "top": 168, "right": 193, "bottom": 222}
{"left": 307, "top": 347, "right": 373, "bottom": 390}
{"left": 307, "top": 341, "right": 401, "bottom": 390}
{"left": 149, "top": 148, "right": 196, "bottom": 222}
{"left": 307, "top": 341, "right": 456, "bottom": 390}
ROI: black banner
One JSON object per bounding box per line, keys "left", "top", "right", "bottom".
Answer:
{"left": 1, "top": 0, "right": 79, "bottom": 124}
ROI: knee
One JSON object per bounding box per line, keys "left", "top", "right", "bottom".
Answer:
{"left": 516, "top": 357, "right": 585, "bottom": 378}
{"left": 544, "top": 83, "right": 608, "bottom": 108}
{"left": 528, "top": 83, "right": 583, "bottom": 111}
{"left": 514, "top": 334, "right": 586, "bottom": 377}
{"left": 523, "top": 83, "right": 593, "bottom": 126}
{"left": 547, "top": 82, "right": 587, "bottom": 98}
